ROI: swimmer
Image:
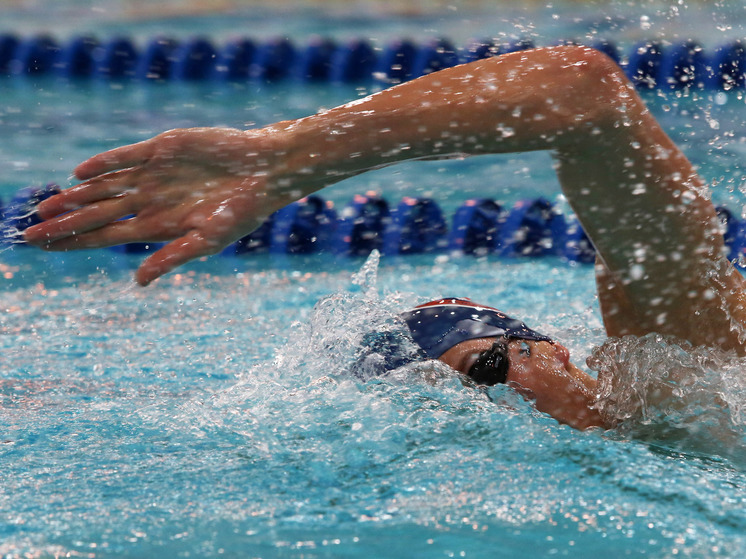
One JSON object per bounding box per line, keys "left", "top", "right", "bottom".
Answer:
{"left": 23, "top": 45, "right": 746, "bottom": 430}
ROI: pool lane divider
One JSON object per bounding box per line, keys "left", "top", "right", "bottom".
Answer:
{"left": 1, "top": 34, "right": 746, "bottom": 89}
{"left": 3, "top": 183, "right": 744, "bottom": 266}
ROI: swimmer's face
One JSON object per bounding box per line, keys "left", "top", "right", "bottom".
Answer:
{"left": 438, "top": 337, "right": 604, "bottom": 430}
{"left": 437, "top": 337, "right": 570, "bottom": 382}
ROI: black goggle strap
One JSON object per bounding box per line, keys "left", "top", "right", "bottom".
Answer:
{"left": 467, "top": 338, "right": 510, "bottom": 386}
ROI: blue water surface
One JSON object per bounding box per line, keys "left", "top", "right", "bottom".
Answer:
{"left": 0, "top": 250, "right": 744, "bottom": 558}
{"left": 1, "top": 2, "right": 746, "bottom": 558}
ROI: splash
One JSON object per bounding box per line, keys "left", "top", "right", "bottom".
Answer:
{"left": 0, "top": 205, "right": 38, "bottom": 253}
{"left": 270, "top": 250, "right": 423, "bottom": 384}
{"left": 350, "top": 248, "right": 380, "bottom": 299}
{"left": 589, "top": 333, "right": 746, "bottom": 461}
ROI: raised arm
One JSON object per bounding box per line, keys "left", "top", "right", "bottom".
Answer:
{"left": 24, "top": 45, "right": 746, "bottom": 351}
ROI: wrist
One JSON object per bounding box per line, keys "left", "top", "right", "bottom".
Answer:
{"left": 274, "top": 115, "right": 372, "bottom": 195}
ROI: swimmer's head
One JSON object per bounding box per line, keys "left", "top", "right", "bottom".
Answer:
{"left": 360, "top": 297, "right": 601, "bottom": 430}
{"left": 351, "top": 297, "right": 552, "bottom": 382}
{"left": 400, "top": 297, "right": 553, "bottom": 359}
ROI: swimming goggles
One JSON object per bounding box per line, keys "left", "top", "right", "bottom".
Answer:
{"left": 467, "top": 338, "right": 511, "bottom": 385}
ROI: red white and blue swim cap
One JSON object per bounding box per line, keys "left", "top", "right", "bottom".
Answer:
{"left": 401, "top": 297, "right": 553, "bottom": 359}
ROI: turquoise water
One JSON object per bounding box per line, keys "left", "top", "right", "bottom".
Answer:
{"left": 2, "top": 3, "right": 746, "bottom": 558}
{"left": 1, "top": 249, "right": 744, "bottom": 557}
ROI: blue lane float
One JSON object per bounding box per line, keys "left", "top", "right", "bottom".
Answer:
{"left": 56, "top": 36, "right": 98, "bottom": 78}
{"left": 334, "top": 193, "right": 391, "bottom": 256}
{"left": 296, "top": 37, "right": 338, "bottom": 82}
{"left": 657, "top": 41, "right": 708, "bottom": 90}
{"left": 5, "top": 184, "right": 746, "bottom": 267}
{"left": 411, "top": 38, "right": 459, "bottom": 78}
{"left": 498, "top": 197, "right": 559, "bottom": 258}
{"left": 462, "top": 38, "right": 535, "bottom": 63}
{"left": 173, "top": 37, "right": 218, "bottom": 81}
{"left": 383, "top": 197, "right": 448, "bottom": 255}
{"left": 710, "top": 41, "right": 746, "bottom": 90}
{"left": 2, "top": 183, "right": 60, "bottom": 241}
{"left": 562, "top": 219, "right": 596, "bottom": 264}
{"left": 252, "top": 37, "right": 296, "bottom": 82}
{"left": 137, "top": 37, "right": 178, "bottom": 81}
{"left": 213, "top": 38, "right": 256, "bottom": 82}
{"left": 0, "top": 34, "right": 20, "bottom": 74}
{"left": 109, "top": 242, "right": 164, "bottom": 254}
{"left": 95, "top": 37, "right": 139, "bottom": 80}
{"left": 376, "top": 39, "right": 419, "bottom": 84}
{"left": 3, "top": 34, "right": 746, "bottom": 89}
{"left": 11, "top": 35, "right": 59, "bottom": 75}
{"left": 329, "top": 39, "right": 376, "bottom": 83}
{"left": 270, "top": 195, "right": 337, "bottom": 254}
{"left": 448, "top": 198, "right": 504, "bottom": 256}
{"left": 462, "top": 39, "right": 501, "bottom": 63}
{"left": 222, "top": 216, "right": 274, "bottom": 256}
{"left": 627, "top": 41, "right": 664, "bottom": 89}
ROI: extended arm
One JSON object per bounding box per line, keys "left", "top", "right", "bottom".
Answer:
{"left": 24, "top": 45, "right": 746, "bottom": 352}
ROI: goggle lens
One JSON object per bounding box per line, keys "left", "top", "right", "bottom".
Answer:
{"left": 467, "top": 339, "right": 510, "bottom": 386}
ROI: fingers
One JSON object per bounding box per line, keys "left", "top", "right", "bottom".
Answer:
{"left": 25, "top": 195, "right": 138, "bottom": 245}
{"left": 36, "top": 222, "right": 228, "bottom": 285}
{"left": 27, "top": 216, "right": 148, "bottom": 250}
{"left": 74, "top": 139, "right": 152, "bottom": 180}
{"left": 135, "top": 231, "right": 224, "bottom": 286}
{"left": 36, "top": 169, "right": 138, "bottom": 220}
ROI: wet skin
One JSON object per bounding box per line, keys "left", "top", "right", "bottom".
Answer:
{"left": 438, "top": 338, "right": 606, "bottom": 430}
{"left": 24, "top": 46, "right": 746, "bottom": 354}
{"left": 22, "top": 45, "right": 746, "bottom": 428}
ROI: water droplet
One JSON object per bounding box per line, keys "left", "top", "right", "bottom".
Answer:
{"left": 629, "top": 264, "right": 644, "bottom": 281}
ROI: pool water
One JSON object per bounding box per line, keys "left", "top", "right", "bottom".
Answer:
{"left": 2, "top": 2, "right": 746, "bottom": 557}
{"left": 1, "top": 250, "right": 744, "bottom": 557}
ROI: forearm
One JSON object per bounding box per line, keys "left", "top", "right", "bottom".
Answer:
{"left": 268, "top": 45, "right": 735, "bottom": 347}
{"left": 273, "top": 45, "right": 621, "bottom": 196}
{"left": 25, "top": 44, "right": 727, "bottom": 299}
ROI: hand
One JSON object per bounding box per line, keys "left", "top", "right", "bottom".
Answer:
{"left": 25, "top": 127, "right": 292, "bottom": 285}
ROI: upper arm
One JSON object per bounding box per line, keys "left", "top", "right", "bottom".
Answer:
{"left": 549, "top": 50, "right": 746, "bottom": 352}
{"left": 592, "top": 238, "right": 746, "bottom": 354}
{"left": 594, "top": 256, "right": 638, "bottom": 339}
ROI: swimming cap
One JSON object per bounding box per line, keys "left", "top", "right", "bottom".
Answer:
{"left": 401, "top": 297, "right": 553, "bottom": 358}
{"left": 349, "top": 329, "right": 427, "bottom": 381}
